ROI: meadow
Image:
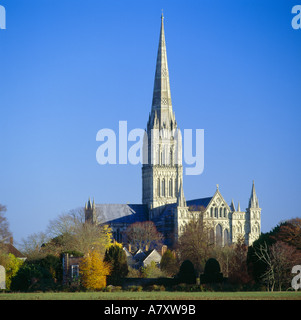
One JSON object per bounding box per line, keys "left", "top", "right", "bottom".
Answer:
{"left": 0, "top": 291, "right": 300, "bottom": 300}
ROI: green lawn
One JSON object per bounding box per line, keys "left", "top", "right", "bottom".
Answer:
{"left": 0, "top": 291, "right": 300, "bottom": 300}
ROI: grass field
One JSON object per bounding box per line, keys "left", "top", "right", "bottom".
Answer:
{"left": 0, "top": 291, "right": 300, "bottom": 300}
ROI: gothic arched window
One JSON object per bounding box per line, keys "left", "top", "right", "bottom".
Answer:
{"left": 157, "top": 178, "right": 160, "bottom": 197}
{"left": 216, "top": 224, "right": 222, "bottom": 246}
{"left": 161, "top": 179, "right": 165, "bottom": 197}
{"left": 224, "top": 229, "right": 229, "bottom": 245}
{"left": 169, "top": 179, "right": 173, "bottom": 197}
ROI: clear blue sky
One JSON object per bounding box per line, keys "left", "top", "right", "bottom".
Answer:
{"left": 0, "top": 0, "right": 300, "bottom": 246}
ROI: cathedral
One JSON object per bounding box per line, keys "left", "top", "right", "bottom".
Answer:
{"left": 85, "top": 14, "right": 261, "bottom": 248}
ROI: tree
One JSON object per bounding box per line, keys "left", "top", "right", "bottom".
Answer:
{"left": 0, "top": 204, "right": 11, "bottom": 244}
{"left": 124, "top": 221, "right": 163, "bottom": 252}
{"left": 160, "top": 249, "right": 179, "bottom": 277}
{"left": 45, "top": 207, "right": 112, "bottom": 255}
{"left": 270, "top": 241, "right": 300, "bottom": 291}
{"left": 177, "top": 213, "right": 213, "bottom": 275}
{"left": 253, "top": 241, "right": 300, "bottom": 291}
{"left": 247, "top": 228, "right": 278, "bottom": 284}
{"left": 248, "top": 219, "right": 301, "bottom": 288}
{"left": 228, "top": 236, "right": 252, "bottom": 286}
{"left": 80, "top": 249, "right": 111, "bottom": 290}
{"left": 177, "top": 260, "right": 196, "bottom": 284}
{"left": 104, "top": 243, "right": 128, "bottom": 285}
{"left": 201, "top": 258, "right": 223, "bottom": 284}
{"left": 273, "top": 218, "right": 301, "bottom": 249}
{"left": 20, "top": 208, "right": 113, "bottom": 259}
{"left": 211, "top": 244, "right": 234, "bottom": 278}
{"left": 19, "top": 232, "right": 50, "bottom": 260}
{"left": 10, "top": 255, "right": 61, "bottom": 292}
{"left": 5, "top": 253, "right": 24, "bottom": 290}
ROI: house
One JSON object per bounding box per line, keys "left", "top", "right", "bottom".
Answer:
{"left": 2, "top": 237, "right": 26, "bottom": 261}
{"left": 123, "top": 245, "right": 167, "bottom": 269}
{"left": 62, "top": 253, "right": 81, "bottom": 285}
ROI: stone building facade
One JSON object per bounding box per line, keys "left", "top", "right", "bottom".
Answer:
{"left": 85, "top": 14, "right": 261, "bottom": 248}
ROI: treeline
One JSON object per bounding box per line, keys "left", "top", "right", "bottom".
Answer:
{"left": 172, "top": 216, "right": 301, "bottom": 291}
{"left": 173, "top": 216, "right": 301, "bottom": 291}
{"left": 0, "top": 204, "right": 300, "bottom": 292}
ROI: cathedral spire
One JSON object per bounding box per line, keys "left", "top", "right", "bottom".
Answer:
{"left": 151, "top": 13, "right": 173, "bottom": 115}
{"left": 143, "top": 14, "right": 183, "bottom": 210}
{"left": 248, "top": 180, "right": 259, "bottom": 208}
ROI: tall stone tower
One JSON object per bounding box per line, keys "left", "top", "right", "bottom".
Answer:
{"left": 246, "top": 181, "right": 261, "bottom": 245}
{"left": 142, "top": 14, "right": 183, "bottom": 217}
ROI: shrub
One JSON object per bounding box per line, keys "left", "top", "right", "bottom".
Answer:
{"left": 172, "top": 283, "right": 208, "bottom": 292}
{"left": 10, "top": 255, "right": 62, "bottom": 292}
{"left": 127, "top": 285, "right": 143, "bottom": 292}
{"left": 176, "top": 260, "right": 196, "bottom": 284}
{"left": 146, "top": 284, "right": 165, "bottom": 291}
{"left": 141, "top": 261, "right": 165, "bottom": 278}
{"left": 103, "top": 285, "right": 123, "bottom": 292}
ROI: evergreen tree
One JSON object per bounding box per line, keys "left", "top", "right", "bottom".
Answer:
{"left": 160, "top": 249, "right": 178, "bottom": 276}
{"left": 104, "top": 243, "right": 128, "bottom": 285}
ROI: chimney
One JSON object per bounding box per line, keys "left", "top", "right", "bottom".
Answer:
{"left": 128, "top": 244, "right": 131, "bottom": 253}
{"left": 9, "top": 237, "right": 13, "bottom": 245}
{"left": 161, "top": 245, "right": 167, "bottom": 256}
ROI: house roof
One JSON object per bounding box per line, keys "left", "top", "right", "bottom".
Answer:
{"left": 126, "top": 248, "right": 162, "bottom": 263}
{"left": 3, "top": 243, "right": 26, "bottom": 259}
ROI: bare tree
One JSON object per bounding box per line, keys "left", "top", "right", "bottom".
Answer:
{"left": 254, "top": 242, "right": 275, "bottom": 291}
{"left": 45, "top": 207, "right": 112, "bottom": 255}
{"left": 20, "top": 207, "right": 113, "bottom": 259}
{"left": 254, "top": 241, "right": 300, "bottom": 291}
{"left": 124, "top": 221, "right": 163, "bottom": 252}
{"left": 177, "top": 213, "right": 213, "bottom": 275}
{"left": 269, "top": 241, "right": 300, "bottom": 291}
{"left": 19, "top": 231, "right": 50, "bottom": 260}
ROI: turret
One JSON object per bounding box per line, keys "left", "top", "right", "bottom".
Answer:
{"left": 246, "top": 181, "right": 261, "bottom": 245}
{"left": 85, "top": 197, "right": 96, "bottom": 224}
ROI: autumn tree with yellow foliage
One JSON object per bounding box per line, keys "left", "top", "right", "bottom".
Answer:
{"left": 80, "top": 249, "right": 111, "bottom": 290}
